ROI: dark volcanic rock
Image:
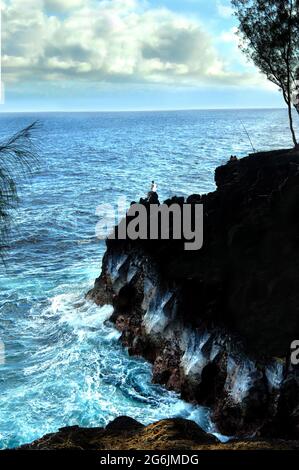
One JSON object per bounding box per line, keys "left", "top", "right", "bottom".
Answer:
{"left": 87, "top": 148, "right": 299, "bottom": 438}
{"left": 17, "top": 417, "right": 299, "bottom": 450}
{"left": 17, "top": 417, "right": 218, "bottom": 450}
{"left": 105, "top": 416, "right": 144, "bottom": 434}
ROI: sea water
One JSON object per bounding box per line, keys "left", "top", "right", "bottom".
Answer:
{"left": 0, "top": 109, "right": 296, "bottom": 448}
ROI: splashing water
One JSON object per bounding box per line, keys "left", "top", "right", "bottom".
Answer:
{"left": 0, "top": 289, "right": 213, "bottom": 448}
{"left": 0, "top": 110, "right": 295, "bottom": 448}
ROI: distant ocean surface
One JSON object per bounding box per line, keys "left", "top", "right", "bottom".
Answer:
{"left": 0, "top": 109, "right": 296, "bottom": 449}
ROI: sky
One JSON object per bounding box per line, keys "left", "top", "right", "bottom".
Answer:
{"left": 0, "top": 0, "right": 285, "bottom": 112}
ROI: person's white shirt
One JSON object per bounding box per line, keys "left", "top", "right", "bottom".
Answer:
{"left": 151, "top": 182, "right": 158, "bottom": 192}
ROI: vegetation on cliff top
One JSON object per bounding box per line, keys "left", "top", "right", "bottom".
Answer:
{"left": 232, "top": 0, "right": 299, "bottom": 146}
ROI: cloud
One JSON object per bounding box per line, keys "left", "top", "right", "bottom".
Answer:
{"left": 44, "top": 0, "right": 85, "bottom": 13}
{"left": 1, "top": 0, "right": 260, "bottom": 87}
{"left": 219, "top": 27, "right": 239, "bottom": 44}
{"left": 216, "top": 1, "right": 234, "bottom": 19}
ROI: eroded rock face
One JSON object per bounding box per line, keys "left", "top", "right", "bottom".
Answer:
{"left": 87, "top": 149, "right": 299, "bottom": 438}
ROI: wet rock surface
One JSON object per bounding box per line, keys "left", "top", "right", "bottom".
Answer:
{"left": 87, "top": 149, "right": 299, "bottom": 438}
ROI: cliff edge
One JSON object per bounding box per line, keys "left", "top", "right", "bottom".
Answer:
{"left": 87, "top": 148, "right": 299, "bottom": 438}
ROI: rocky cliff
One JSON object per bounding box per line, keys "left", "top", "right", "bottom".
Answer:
{"left": 87, "top": 148, "right": 299, "bottom": 439}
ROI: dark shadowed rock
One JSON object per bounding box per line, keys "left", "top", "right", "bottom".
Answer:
{"left": 105, "top": 416, "right": 144, "bottom": 434}
{"left": 87, "top": 148, "right": 299, "bottom": 438}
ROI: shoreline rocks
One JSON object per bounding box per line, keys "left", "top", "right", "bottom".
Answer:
{"left": 17, "top": 417, "right": 299, "bottom": 450}
{"left": 87, "top": 148, "right": 299, "bottom": 438}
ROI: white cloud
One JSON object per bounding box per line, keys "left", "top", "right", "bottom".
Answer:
{"left": 1, "top": 0, "right": 261, "bottom": 87}
{"left": 217, "top": 1, "right": 234, "bottom": 19}
{"left": 44, "top": 0, "right": 85, "bottom": 13}
{"left": 220, "top": 27, "right": 239, "bottom": 44}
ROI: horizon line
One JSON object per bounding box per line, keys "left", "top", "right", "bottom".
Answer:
{"left": 0, "top": 106, "right": 287, "bottom": 114}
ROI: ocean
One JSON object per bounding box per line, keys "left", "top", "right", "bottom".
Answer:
{"left": 0, "top": 109, "right": 296, "bottom": 449}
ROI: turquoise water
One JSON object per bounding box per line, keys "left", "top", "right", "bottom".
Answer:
{"left": 0, "top": 109, "right": 296, "bottom": 449}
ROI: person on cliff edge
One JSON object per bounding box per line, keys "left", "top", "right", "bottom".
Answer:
{"left": 151, "top": 180, "right": 158, "bottom": 192}
{"left": 147, "top": 180, "right": 159, "bottom": 204}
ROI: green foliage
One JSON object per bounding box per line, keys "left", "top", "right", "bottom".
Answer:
{"left": 232, "top": 0, "right": 299, "bottom": 145}
{"left": 0, "top": 122, "right": 39, "bottom": 258}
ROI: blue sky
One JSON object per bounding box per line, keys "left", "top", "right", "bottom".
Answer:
{"left": 0, "top": 0, "right": 284, "bottom": 111}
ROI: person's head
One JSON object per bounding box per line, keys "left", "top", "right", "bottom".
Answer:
{"left": 152, "top": 180, "right": 154, "bottom": 184}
